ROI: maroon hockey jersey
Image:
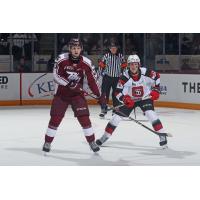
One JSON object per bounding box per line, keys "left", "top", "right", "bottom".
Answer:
{"left": 53, "top": 53, "right": 100, "bottom": 98}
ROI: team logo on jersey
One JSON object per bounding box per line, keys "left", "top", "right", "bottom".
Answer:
{"left": 67, "top": 71, "right": 81, "bottom": 82}
{"left": 132, "top": 86, "right": 144, "bottom": 98}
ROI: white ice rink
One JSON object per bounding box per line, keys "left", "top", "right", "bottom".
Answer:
{"left": 0, "top": 105, "right": 199, "bottom": 166}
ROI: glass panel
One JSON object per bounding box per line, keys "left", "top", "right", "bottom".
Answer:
{"left": 103, "top": 33, "right": 123, "bottom": 54}
{"left": 180, "top": 33, "right": 193, "bottom": 55}
{"left": 57, "top": 33, "right": 78, "bottom": 55}
{"left": 190, "top": 33, "right": 200, "bottom": 55}
{"left": 146, "top": 33, "right": 163, "bottom": 69}
{"left": 80, "top": 33, "right": 101, "bottom": 55}
{"left": 165, "top": 33, "right": 179, "bottom": 54}
{"left": 34, "top": 33, "right": 54, "bottom": 72}
{"left": 0, "top": 33, "right": 11, "bottom": 72}
{"left": 80, "top": 33, "right": 101, "bottom": 68}
{"left": 125, "top": 33, "right": 144, "bottom": 61}
{"left": 11, "top": 33, "right": 40, "bottom": 72}
{"left": 178, "top": 33, "right": 200, "bottom": 73}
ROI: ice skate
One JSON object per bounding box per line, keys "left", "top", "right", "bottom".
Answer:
{"left": 96, "top": 134, "right": 109, "bottom": 146}
{"left": 99, "top": 111, "right": 106, "bottom": 119}
{"left": 159, "top": 136, "right": 168, "bottom": 149}
{"left": 42, "top": 142, "right": 51, "bottom": 155}
{"left": 99, "top": 106, "right": 107, "bottom": 119}
{"left": 89, "top": 141, "right": 100, "bottom": 152}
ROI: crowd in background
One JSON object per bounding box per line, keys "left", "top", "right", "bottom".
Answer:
{"left": 1, "top": 33, "right": 200, "bottom": 73}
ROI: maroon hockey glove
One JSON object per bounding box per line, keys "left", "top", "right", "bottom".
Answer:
{"left": 122, "top": 95, "right": 134, "bottom": 108}
{"left": 97, "top": 94, "right": 107, "bottom": 105}
{"left": 69, "top": 82, "right": 84, "bottom": 94}
{"left": 150, "top": 90, "right": 160, "bottom": 101}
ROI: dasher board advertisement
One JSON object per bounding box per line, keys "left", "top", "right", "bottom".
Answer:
{"left": 0, "top": 73, "right": 20, "bottom": 100}
{"left": 22, "top": 73, "right": 55, "bottom": 100}
{"left": 159, "top": 74, "right": 200, "bottom": 104}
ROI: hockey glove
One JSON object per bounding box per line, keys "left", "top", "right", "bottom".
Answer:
{"left": 122, "top": 95, "right": 134, "bottom": 108}
{"left": 150, "top": 90, "right": 160, "bottom": 101}
{"left": 98, "top": 59, "right": 106, "bottom": 69}
{"left": 121, "top": 62, "right": 127, "bottom": 69}
{"left": 69, "top": 82, "right": 84, "bottom": 94}
{"left": 97, "top": 93, "right": 107, "bottom": 105}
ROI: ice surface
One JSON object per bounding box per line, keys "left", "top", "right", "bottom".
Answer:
{"left": 0, "top": 105, "right": 199, "bottom": 166}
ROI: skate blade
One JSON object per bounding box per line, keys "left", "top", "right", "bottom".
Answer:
{"left": 159, "top": 145, "right": 168, "bottom": 150}
{"left": 43, "top": 152, "right": 49, "bottom": 156}
{"left": 99, "top": 116, "right": 105, "bottom": 119}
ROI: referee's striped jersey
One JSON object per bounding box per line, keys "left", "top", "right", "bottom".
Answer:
{"left": 101, "top": 52, "right": 125, "bottom": 77}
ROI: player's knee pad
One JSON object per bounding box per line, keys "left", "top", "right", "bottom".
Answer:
{"left": 77, "top": 115, "right": 91, "bottom": 129}
{"left": 110, "top": 114, "right": 123, "bottom": 126}
{"left": 144, "top": 110, "right": 159, "bottom": 123}
{"left": 48, "top": 115, "right": 63, "bottom": 129}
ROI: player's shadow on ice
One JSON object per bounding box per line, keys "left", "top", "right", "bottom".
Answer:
{"left": 102, "top": 141, "right": 196, "bottom": 160}
{"left": 6, "top": 147, "right": 130, "bottom": 166}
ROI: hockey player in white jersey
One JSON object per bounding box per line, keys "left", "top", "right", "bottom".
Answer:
{"left": 96, "top": 54, "right": 168, "bottom": 148}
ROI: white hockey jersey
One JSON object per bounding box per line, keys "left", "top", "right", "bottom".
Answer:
{"left": 115, "top": 67, "right": 160, "bottom": 102}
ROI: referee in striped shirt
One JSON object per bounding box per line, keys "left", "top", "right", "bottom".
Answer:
{"left": 98, "top": 42, "right": 127, "bottom": 118}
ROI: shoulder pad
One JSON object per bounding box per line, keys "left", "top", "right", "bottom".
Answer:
{"left": 55, "top": 53, "right": 69, "bottom": 63}
{"left": 140, "top": 67, "right": 147, "bottom": 75}
{"left": 82, "top": 56, "right": 92, "bottom": 66}
{"left": 123, "top": 69, "right": 130, "bottom": 79}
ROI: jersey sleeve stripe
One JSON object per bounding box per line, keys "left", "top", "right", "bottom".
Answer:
{"left": 53, "top": 64, "right": 69, "bottom": 86}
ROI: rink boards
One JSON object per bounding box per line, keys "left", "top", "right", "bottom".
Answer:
{"left": 0, "top": 73, "right": 200, "bottom": 109}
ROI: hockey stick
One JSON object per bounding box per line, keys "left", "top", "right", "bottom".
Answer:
{"left": 84, "top": 90, "right": 171, "bottom": 136}
{"left": 114, "top": 108, "right": 172, "bottom": 137}
{"left": 134, "top": 108, "right": 137, "bottom": 119}
{"left": 83, "top": 90, "right": 124, "bottom": 111}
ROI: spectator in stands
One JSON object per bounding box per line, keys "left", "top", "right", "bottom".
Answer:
{"left": 165, "top": 33, "right": 178, "bottom": 54}
{"left": 24, "top": 33, "right": 38, "bottom": 59}
{"left": 0, "top": 34, "right": 9, "bottom": 55}
{"left": 192, "top": 34, "right": 200, "bottom": 54}
{"left": 47, "top": 53, "right": 55, "bottom": 72}
{"left": 125, "top": 37, "right": 136, "bottom": 55}
{"left": 12, "top": 33, "right": 27, "bottom": 60}
{"left": 15, "top": 57, "right": 31, "bottom": 73}
{"left": 90, "top": 39, "right": 101, "bottom": 55}
{"left": 61, "top": 44, "right": 68, "bottom": 53}
{"left": 181, "top": 36, "right": 191, "bottom": 54}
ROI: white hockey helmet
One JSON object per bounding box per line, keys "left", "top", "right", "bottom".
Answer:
{"left": 127, "top": 55, "right": 140, "bottom": 64}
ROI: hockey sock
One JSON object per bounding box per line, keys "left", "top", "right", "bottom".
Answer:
{"left": 152, "top": 119, "right": 163, "bottom": 131}
{"left": 77, "top": 116, "right": 95, "bottom": 143}
{"left": 82, "top": 127, "right": 95, "bottom": 143}
{"left": 45, "top": 127, "right": 57, "bottom": 143}
{"left": 105, "top": 114, "right": 122, "bottom": 135}
{"left": 105, "top": 122, "right": 117, "bottom": 136}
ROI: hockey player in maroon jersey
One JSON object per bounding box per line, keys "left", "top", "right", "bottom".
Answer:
{"left": 42, "top": 38, "right": 105, "bottom": 153}
{"left": 96, "top": 54, "right": 168, "bottom": 148}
